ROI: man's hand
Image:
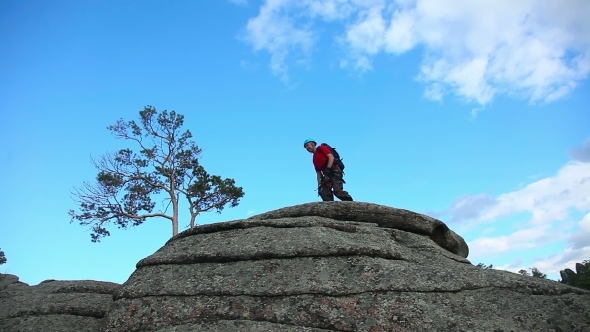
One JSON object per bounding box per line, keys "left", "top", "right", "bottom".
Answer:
{"left": 324, "top": 167, "right": 334, "bottom": 178}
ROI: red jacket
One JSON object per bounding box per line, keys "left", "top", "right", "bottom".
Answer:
{"left": 313, "top": 145, "right": 332, "bottom": 171}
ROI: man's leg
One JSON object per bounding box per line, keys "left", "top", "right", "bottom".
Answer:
{"left": 319, "top": 179, "right": 334, "bottom": 201}
{"left": 330, "top": 167, "right": 353, "bottom": 201}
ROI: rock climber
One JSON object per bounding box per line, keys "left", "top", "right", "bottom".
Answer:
{"left": 303, "top": 138, "right": 353, "bottom": 202}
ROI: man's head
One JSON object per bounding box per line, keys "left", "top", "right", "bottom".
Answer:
{"left": 303, "top": 138, "right": 316, "bottom": 153}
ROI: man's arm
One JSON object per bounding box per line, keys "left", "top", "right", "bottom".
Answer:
{"left": 326, "top": 154, "right": 334, "bottom": 168}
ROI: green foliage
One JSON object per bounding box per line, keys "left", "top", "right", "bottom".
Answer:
{"left": 518, "top": 267, "right": 547, "bottom": 279}
{"left": 0, "top": 248, "right": 6, "bottom": 265}
{"left": 69, "top": 106, "right": 245, "bottom": 242}
{"left": 476, "top": 263, "right": 493, "bottom": 269}
{"left": 518, "top": 269, "right": 530, "bottom": 276}
{"left": 530, "top": 267, "right": 547, "bottom": 279}
{"left": 562, "top": 260, "right": 590, "bottom": 291}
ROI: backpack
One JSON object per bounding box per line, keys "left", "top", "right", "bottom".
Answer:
{"left": 320, "top": 143, "right": 345, "bottom": 170}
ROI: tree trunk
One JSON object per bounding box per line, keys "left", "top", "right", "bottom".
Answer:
{"left": 190, "top": 213, "right": 198, "bottom": 228}
{"left": 172, "top": 197, "right": 179, "bottom": 236}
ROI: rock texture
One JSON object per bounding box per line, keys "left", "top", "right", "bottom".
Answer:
{"left": 0, "top": 273, "right": 120, "bottom": 332}
{"left": 247, "top": 202, "right": 469, "bottom": 258}
{"left": 100, "top": 201, "right": 590, "bottom": 332}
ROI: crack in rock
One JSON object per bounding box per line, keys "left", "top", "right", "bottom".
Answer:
{"left": 137, "top": 251, "right": 408, "bottom": 267}
{"left": 158, "top": 318, "right": 344, "bottom": 332}
{"left": 115, "top": 285, "right": 585, "bottom": 300}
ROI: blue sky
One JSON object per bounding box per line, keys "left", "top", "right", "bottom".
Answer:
{"left": 1, "top": 0, "right": 589, "bottom": 285}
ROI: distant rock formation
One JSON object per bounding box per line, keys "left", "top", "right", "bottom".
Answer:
{"left": 560, "top": 261, "right": 590, "bottom": 288}
{"left": 101, "top": 202, "right": 590, "bottom": 331}
{"left": 0, "top": 274, "right": 120, "bottom": 332}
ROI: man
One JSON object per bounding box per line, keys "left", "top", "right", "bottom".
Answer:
{"left": 303, "top": 138, "right": 353, "bottom": 201}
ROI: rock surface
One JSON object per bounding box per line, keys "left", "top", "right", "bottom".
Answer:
{"left": 247, "top": 202, "right": 469, "bottom": 258}
{"left": 100, "top": 201, "right": 590, "bottom": 332}
{"left": 0, "top": 273, "right": 120, "bottom": 332}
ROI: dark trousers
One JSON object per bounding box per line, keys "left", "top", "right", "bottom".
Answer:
{"left": 319, "top": 165, "right": 353, "bottom": 201}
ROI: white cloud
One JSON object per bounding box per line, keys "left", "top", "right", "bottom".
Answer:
{"left": 465, "top": 209, "right": 589, "bottom": 280}
{"left": 307, "top": 0, "right": 357, "bottom": 21}
{"left": 442, "top": 138, "right": 590, "bottom": 278}
{"left": 446, "top": 161, "right": 590, "bottom": 226}
{"left": 455, "top": 162, "right": 590, "bottom": 278}
{"left": 447, "top": 194, "right": 497, "bottom": 223}
{"left": 240, "top": 0, "right": 315, "bottom": 82}
{"left": 344, "top": 2, "right": 388, "bottom": 55}
{"left": 512, "top": 243, "right": 590, "bottom": 277}
{"left": 471, "top": 107, "right": 483, "bottom": 118}
{"left": 240, "top": 0, "right": 590, "bottom": 104}
{"left": 479, "top": 162, "right": 590, "bottom": 225}
{"left": 423, "top": 83, "right": 443, "bottom": 101}
{"left": 467, "top": 224, "right": 564, "bottom": 257}
{"left": 569, "top": 212, "right": 590, "bottom": 249}
{"left": 569, "top": 137, "right": 590, "bottom": 163}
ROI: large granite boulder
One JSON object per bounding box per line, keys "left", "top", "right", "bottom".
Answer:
{"left": 101, "top": 202, "right": 590, "bottom": 332}
{"left": 0, "top": 273, "right": 120, "bottom": 332}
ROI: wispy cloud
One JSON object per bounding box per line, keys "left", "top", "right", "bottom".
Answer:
{"left": 462, "top": 165, "right": 590, "bottom": 276}
{"left": 446, "top": 193, "right": 498, "bottom": 223}
{"left": 441, "top": 138, "right": 590, "bottom": 277}
{"left": 569, "top": 212, "right": 590, "bottom": 249}
{"left": 240, "top": 0, "right": 590, "bottom": 104}
{"left": 239, "top": 0, "right": 315, "bottom": 83}
{"left": 470, "top": 107, "right": 483, "bottom": 118}
{"left": 498, "top": 236, "right": 590, "bottom": 276}
{"left": 228, "top": 0, "right": 248, "bottom": 6}
{"left": 444, "top": 161, "right": 590, "bottom": 226}
{"left": 467, "top": 223, "right": 571, "bottom": 258}
{"left": 569, "top": 137, "right": 590, "bottom": 163}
